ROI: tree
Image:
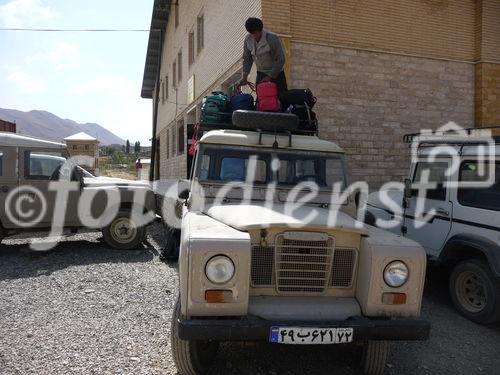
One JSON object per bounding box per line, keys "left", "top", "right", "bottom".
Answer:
{"left": 134, "top": 141, "right": 141, "bottom": 155}
{"left": 126, "top": 139, "right": 130, "bottom": 154}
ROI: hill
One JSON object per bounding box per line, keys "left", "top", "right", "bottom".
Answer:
{"left": 0, "top": 108, "right": 125, "bottom": 145}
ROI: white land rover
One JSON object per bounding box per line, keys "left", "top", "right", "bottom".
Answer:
{"left": 366, "top": 130, "right": 500, "bottom": 324}
{"left": 170, "top": 116, "right": 430, "bottom": 375}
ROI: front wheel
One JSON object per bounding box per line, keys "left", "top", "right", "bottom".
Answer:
{"left": 361, "top": 340, "right": 390, "bottom": 375}
{"left": 449, "top": 259, "right": 500, "bottom": 324}
{"left": 102, "top": 210, "right": 146, "bottom": 250}
{"left": 171, "top": 295, "right": 219, "bottom": 374}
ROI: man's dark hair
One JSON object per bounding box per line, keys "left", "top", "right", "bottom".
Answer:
{"left": 245, "top": 17, "right": 263, "bottom": 33}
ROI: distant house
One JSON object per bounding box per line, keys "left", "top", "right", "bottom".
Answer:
{"left": 0, "top": 118, "right": 16, "bottom": 133}
{"left": 64, "top": 132, "right": 99, "bottom": 175}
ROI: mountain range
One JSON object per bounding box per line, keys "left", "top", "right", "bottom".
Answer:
{"left": 0, "top": 108, "right": 125, "bottom": 146}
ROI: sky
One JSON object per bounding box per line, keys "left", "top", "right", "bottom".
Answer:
{"left": 0, "top": 0, "right": 154, "bottom": 145}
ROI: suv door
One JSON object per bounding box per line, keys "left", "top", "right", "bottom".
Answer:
{"left": 0, "top": 146, "right": 20, "bottom": 228}
{"left": 17, "top": 148, "right": 66, "bottom": 228}
{"left": 404, "top": 161, "right": 453, "bottom": 256}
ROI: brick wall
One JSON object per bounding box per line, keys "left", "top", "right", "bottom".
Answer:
{"left": 291, "top": 42, "right": 475, "bottom": 189}
{"left": 475, "top": 63, "right": 500, "bottom": 126}
{"left": 265, "top": 0, "right": 477, "bottom": 61}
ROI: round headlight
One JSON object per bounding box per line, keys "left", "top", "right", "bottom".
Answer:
{"left": 205, "top": 255, "right": 235, "bottom": 284}
{"left": 383, "top": 261, "right": 409, "bottom": 288}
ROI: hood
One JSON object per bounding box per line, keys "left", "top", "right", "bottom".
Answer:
{"left": 205, "top": 203, "right": 366, "bottom": 234}
{"left": 83, "top": 176, "right": 150, "bottom": 188}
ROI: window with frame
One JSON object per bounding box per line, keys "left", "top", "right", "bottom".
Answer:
{"left": 164, "top": 75, "right": 169, "bottom": 99}
{"left": 172, "top": 62, "right": 177, "bottom": 87}
{"left": 166, "top": 128, "right": 170, "bottom": 159}
{"left": 72, "top": 145, "right": 77, "bottom": 150}
{"left": 25, "top": 151, "right": 65, "bottom": 180}
{"left": 85, "top": 145, "right": 89, "bottom": 151}
{"left": 177, "top": 50, "right": 183, "bottom": 82}
{"left": 197, "top": 14, "right": 204, "bottom": 53}
{"left": 412, "top": 161, "right": 449, "bottom": 201}
{"left": 178, "top": 123, "right": 185, "bottom": 154}
{"left": 174, "top": 1, "right": 179, "bottom": 28}
{"left": 188, "top": 31, "right": 195, "bottom": 66}
{"left": 458, "top": 161, "right": 500, "bottom": 211}
{"left": 161, "top": 79, "right": 165, "bottom": 104}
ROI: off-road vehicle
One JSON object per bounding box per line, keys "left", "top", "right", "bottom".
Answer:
{"left": 170, "top": 115, "right": 430, "bottom": 375}
{"left": 0, "top": 132, "right": 155, "bottom": 249}
{"left": 367, "top": 128, "right": 500, "bottom": 324}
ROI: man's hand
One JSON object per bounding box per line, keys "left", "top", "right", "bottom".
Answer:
{"left": 261, "top": 75, "right": 272, "bottom": 82}
{"left": 240, "top": 73, "right": 249, "bottom": 85}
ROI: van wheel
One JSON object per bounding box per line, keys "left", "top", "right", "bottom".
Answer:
{"left": 361, "top": 340, "right": 390, "bottom": 375}
{"left": 171, "top": 295, "right": 219, "bottom": 375}
{"left": 449, "top": 259, "right": 500, "bottom": 324}
{"left": 102, "top": 210, "right": 146, "bottom": 250}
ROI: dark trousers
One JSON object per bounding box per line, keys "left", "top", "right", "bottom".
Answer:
{"left": 256, "top": 71, "right": 288, "bottom": 94}
{"left": 256, "top": 71, "right": 288, "bottom": 109}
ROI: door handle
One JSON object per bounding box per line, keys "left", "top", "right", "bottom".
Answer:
{"left": 436, "top": 208, "right": 449, "bottom": 216}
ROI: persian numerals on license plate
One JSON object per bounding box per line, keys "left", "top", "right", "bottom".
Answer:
{"left": 270, "top": 327, "right": 354, "bottom": 345}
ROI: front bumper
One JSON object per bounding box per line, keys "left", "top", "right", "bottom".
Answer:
{"left": 178, "top": 315, "right": 430, "bottom": 342}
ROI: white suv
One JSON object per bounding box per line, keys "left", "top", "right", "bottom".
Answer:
{"left": 366, "top": 132, "right": 500, "bottom": 324}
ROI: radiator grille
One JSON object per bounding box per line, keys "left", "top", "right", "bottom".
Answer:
{"left": 275, "top": 235, "right": 334, "bottom": 294}
{"left": 331, "top": 248, "right": 357, "bottom": 288}
{"left": 250, "top": 234, "right": 357, "bottom": 294}
{"left": 251, "top": 245, "right": 275, "bottom": 286}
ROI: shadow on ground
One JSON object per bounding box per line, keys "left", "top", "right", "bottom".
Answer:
{"left": 0, "top": 231, "right": 160, "bottom": 282}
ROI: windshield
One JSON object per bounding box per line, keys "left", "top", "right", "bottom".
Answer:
{"left": 195, "top": 145, "right": 347, "bottom": 189}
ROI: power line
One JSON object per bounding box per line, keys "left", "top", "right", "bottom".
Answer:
{"left": 0, "top": 28, "right": 159, "bottom": 32}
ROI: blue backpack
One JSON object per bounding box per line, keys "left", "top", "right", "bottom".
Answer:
{"left": 230, "top": 83, "right": 255, "bottom": 112}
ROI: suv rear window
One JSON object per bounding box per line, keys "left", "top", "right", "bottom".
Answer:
{"left": 458, "top": 161, "right": 500, "bottom": 211}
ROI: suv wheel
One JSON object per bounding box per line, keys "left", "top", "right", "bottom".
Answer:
{"left": 449, "top": 259, "right": 500, "bottom": 324}
{"left": 102, "top": 210, "right": 146, "bottom": 250}
{"left": 171, "top": 295, "right": 219, "bottom": 375}
{"left": 361, "top": 340, "right": 390, "bottom": 375}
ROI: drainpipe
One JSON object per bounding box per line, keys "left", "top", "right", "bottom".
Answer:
{"left": 149, "top": 28, "right": 164, "bottom": 182}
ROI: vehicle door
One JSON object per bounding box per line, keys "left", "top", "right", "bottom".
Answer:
{"left": 17, "top": 148, "right": 66, "bottom": 228}
{"left": 403, "top": 160, "right": 453, "bottom": 257}
{"left": 0, "top": 146, "right": 20, "bottom": 228}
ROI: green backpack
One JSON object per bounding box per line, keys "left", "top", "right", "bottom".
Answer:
{"left": 201, "top": 91, "right": 230, "bottom": 123}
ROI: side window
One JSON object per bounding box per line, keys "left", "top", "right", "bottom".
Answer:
{"left": 458, "top": 161, "right": 500, "bottom": 211}
{"left": 412, "top": 162, "right": 449, "bottom": 201}
{"left": 25, "top": 151, "right": 64, "bottom": 180}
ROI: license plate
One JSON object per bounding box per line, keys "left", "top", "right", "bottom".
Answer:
{"left": 269, "top": 327, "right": 353, "bottom": 345}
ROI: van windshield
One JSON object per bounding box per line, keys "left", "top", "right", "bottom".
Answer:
{"left": 196, "top": 145, "right": 347, "bottom": 189}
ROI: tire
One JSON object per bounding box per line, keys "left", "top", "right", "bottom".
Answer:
{"left": 449, "top": 259, "right": 500, "bottom": 324}
{"left": 361, "top": 340, "right": 390, "bottom": 375}
{"left": 101, "top": 210, "right": 146, "bottom": 250}
{"left": 171, "top": 295, "right": 219, "bottom": 375}
{"left": 232, "top": 110, "right": 299, "bottom": 132}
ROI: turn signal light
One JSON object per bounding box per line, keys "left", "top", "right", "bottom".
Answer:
{"left": 382, "top": 292, "right": 407, "bottom": 305}
{"left": 205, "top": 290, "right": 232, "bottom": 303}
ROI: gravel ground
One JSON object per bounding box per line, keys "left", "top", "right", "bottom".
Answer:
{"left": 1, "top": 223, "right": 500, "bottom": 375}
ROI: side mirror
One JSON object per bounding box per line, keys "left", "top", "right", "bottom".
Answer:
{"left": 178, "top": 188, "right": 190, "bottom": 200}
{"left": 403, "top": 178, "right": 412, "bottom": 199}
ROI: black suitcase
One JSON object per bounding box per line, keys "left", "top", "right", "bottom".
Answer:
{"left": 283, "top": 89, "right": 317, "bottom": 109}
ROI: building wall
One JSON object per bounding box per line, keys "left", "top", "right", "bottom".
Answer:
{"left": 155, "top": 0, "right": 261, "bottom": 179}
{"left": 291, "top": 42, "right": 474, "bottom": 187}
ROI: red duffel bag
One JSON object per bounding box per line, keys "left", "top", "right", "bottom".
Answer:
{"left": 256, "top": 81, "right": 280, "bottom": 112}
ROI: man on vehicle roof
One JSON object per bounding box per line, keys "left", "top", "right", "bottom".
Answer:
{"left": 241, "top": 17, "right": 287, "bottom": 95}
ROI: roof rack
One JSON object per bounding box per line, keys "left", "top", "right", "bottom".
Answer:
{"left": 403, "top": 125, "right": 500, "bottom": 144}
{"left": 198, "top": 120, "right": 318, "bottom": 136}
